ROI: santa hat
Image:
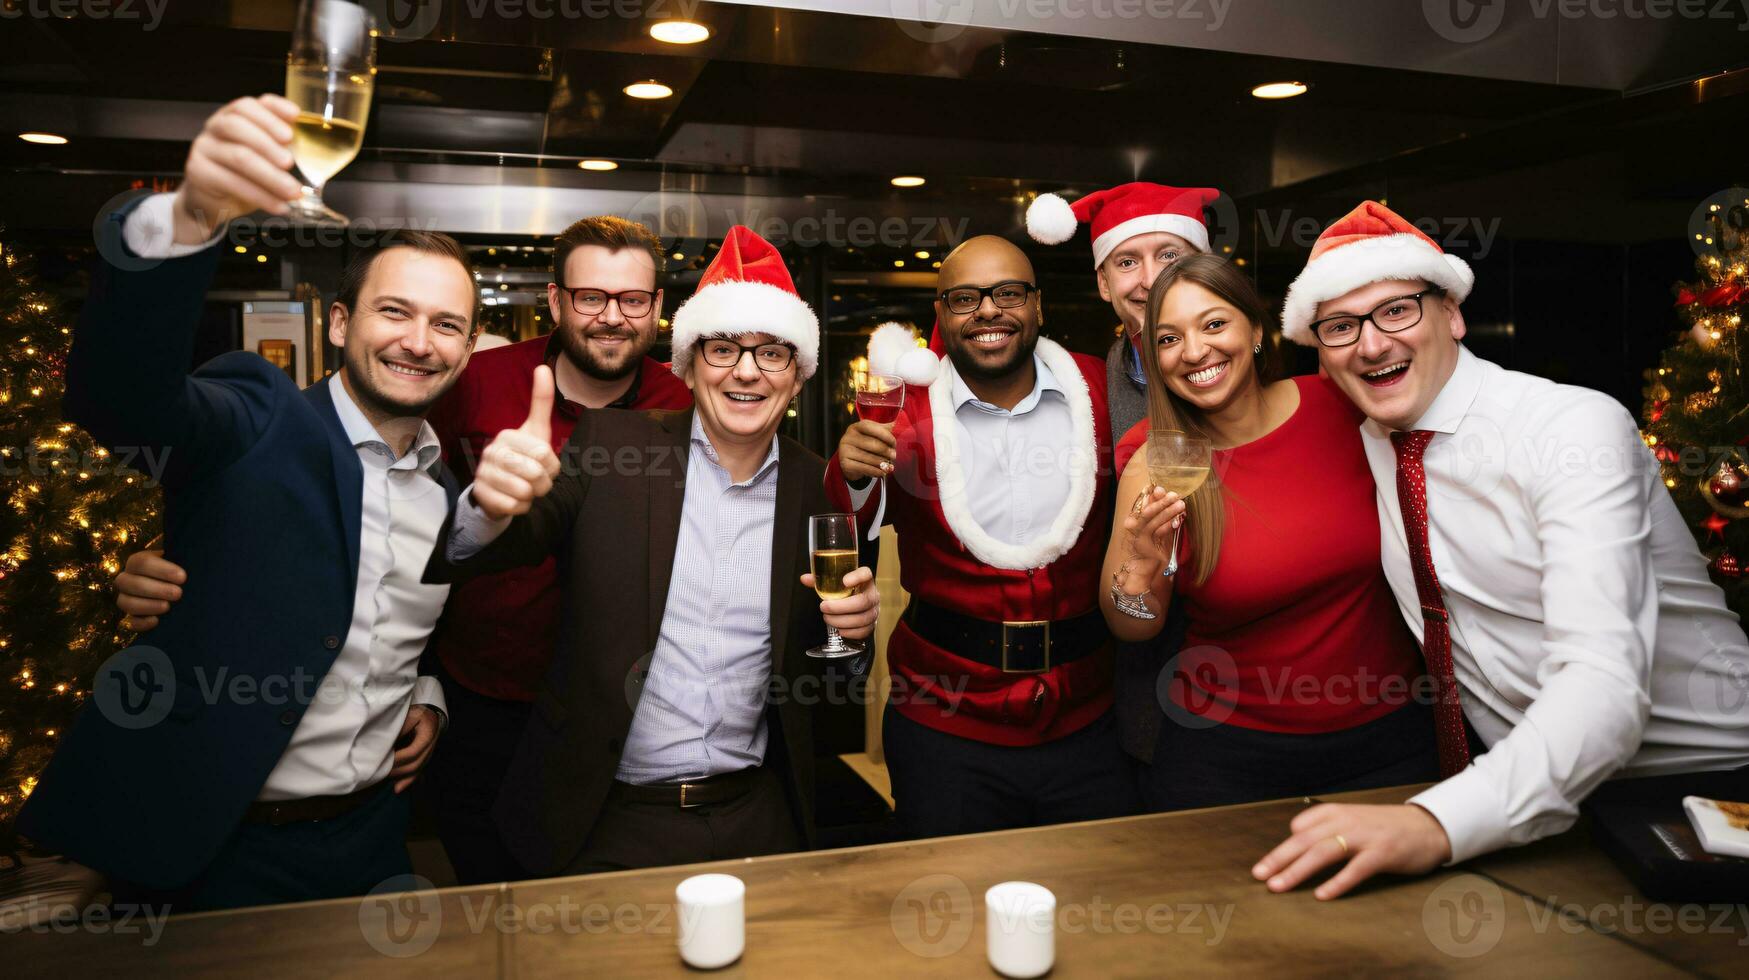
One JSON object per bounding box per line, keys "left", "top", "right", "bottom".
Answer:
{"left": 1280, "top": 201, "right": 1474, "bottom": 346}
{"left": 865, "top": 321, "right": 940, "bottom": 386}
{"left": 1026, "top": 183, "right": 1221, "bottom": 267}
{"left": 669, "top": 225, "right": 819, "bottom": 379}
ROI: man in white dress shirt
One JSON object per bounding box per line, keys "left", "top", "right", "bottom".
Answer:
{"left": 17, "top": 95, "right": 465, "bottom": 911}
{"left": 1251, "top": 200, "right": 1749, "bottom": 899}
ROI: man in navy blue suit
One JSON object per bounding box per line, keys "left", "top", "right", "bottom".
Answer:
{"left": 16, "top": 94, "right": 485, "bottom": 911}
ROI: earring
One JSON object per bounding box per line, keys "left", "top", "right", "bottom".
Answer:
{"left": 1253, "top": 343, "right": 1263, "bottom": 355}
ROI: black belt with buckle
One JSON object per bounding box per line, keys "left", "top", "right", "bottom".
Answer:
{"left": 613, "top": 766, "right": 763, "bottom": 809}
{"left": 903, "top": 600, "right": 1109, "bottom": 674}
{"left": 244, "top": 780, "right": 387, "bottom": 826}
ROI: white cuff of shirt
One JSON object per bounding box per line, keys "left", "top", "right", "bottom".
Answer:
{"left": 447, "top": 482, "right": 511, "bottom": 561}
{"left": 123, "top": 192, "right": 225, "bottom": 261}
{"left": 1409, "top": 768, "right": 1513, "bottom": 866}
{"left": 411, "top": 675, "right": 448, "bottom": 732}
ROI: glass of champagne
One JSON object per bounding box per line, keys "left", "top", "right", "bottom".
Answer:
{"left": 285, "top": 0, "right": 376, "bottom": 225}
{"left": 855, "top": 373, "right": 905, "bottom": 425}
{"left": 807, "top": 513, "right": 865, "bottom": 659}
{"left": 1145, "top": 430, "right": 1212, "bottom": 577}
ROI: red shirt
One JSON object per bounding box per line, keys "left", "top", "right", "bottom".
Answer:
{"left": 1113, "top": 376, "right": 1423, "bottom": 733}
{"left": 427, "top": 334, "right": 693, "bottom": 701}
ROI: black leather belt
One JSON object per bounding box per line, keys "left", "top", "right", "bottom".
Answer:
{"left": 613, "top": 767, "right": 763, "bottom": 809}
{"left": 245, "top": 780, "right": 386, "bottom": 826}
{"left": 903, "top": 600, "right": 1109, "bottom": 674}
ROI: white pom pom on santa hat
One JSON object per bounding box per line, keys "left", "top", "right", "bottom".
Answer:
{"left": 1025, "top": 193, "right": 1079, "bottom": 245}
{"left": 865, "top": 321, "right": 939, "bottom": 387}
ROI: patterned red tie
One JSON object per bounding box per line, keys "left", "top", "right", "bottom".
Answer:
{"left": 1391, "top": 429, "right": 1472, "bottom": 778}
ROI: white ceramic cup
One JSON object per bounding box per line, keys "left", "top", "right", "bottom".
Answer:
{"left": 676, "top": 873, "right": 745, "bottom": 970}
{"left": 985, "top": 881, "right": 1055, "bottom": 979}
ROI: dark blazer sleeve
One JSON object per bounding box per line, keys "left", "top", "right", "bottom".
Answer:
{"left": 423, "top": 413, "right": 592, "bottom": 584}
{"left": 63, "top": 207, "right": 280, "bottom": 487}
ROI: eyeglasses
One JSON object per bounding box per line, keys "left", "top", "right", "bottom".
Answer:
{"left": 938, "top": 280, "right": 1037, "bottom": 316}
{"left": 697, "top": 339, "right": 796, "bottom": 372}
{"left": 555, "top": 286, "right": 656, "bottom": 318}
{"left": 1309, "top": 290, "right": 1439, "bottom": 348}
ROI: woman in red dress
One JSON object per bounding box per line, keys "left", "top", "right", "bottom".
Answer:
{"left": 1099, "top": 255, "right": 1439, "bottom": 810}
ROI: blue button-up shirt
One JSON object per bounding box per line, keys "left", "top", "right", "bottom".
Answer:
{"left": 615, "top": 413, "right": 782, "bottom": 784}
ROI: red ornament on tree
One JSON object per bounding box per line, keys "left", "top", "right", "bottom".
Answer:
{"left": 1710, "top": 548, "right": 1743, "bottom": 580}
{"left": 1702, "top": 512, "right": 1732, "bottom": 541}
{"left": 1699, "top": 283, "right": 1746, "bottom": 308}
{"left": 1676, "top": 287, "right": 1698, "bottom": 306}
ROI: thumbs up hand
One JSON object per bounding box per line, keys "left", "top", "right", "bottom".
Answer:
{"left": 470, "top": 365, "right": 563, "bottom": 520}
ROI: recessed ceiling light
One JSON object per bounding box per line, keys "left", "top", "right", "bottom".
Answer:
{"left": 578, "top": 159, "right": 618, "bottom": 171}
{"left": 914, "top": 250, "right": 930, "bottom": 260}
{"left": 1251, "top": 81, "right": 1308, "bottom": 100}
{"left": 891, "top": 175, "right": 925, "bottom": 188}
{"left": 650, "top": 21, "right": 710, "bottom": 44}
{"left": 624, "top": 81, "right": 674, "bottom": 100}
{"left": 19, "top": 132, "right": 68, "bottom": 145}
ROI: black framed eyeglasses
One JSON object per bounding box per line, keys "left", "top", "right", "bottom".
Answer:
{"left": 1309, "top": 290, "right": 1440, "bottom": 348}
{"left": 555, "top": 286, "right": 656, "bottom": 318}
{"left": 938, "top": 280, "right": 1037, "bottom": 316}
{"left": 697, "top": 339, "right": 796, "bottom": 372}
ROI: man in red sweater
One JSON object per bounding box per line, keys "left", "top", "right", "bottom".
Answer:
{"left": 420, "top": 216, "right": 691, "bottom": 882}
{"left": 828, "top": 235, "right": 1139, "bottom": 837}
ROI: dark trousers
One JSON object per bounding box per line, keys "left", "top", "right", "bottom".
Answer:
{"left": 422, "top": 673, "right": 532, "bottom": 885}
{"left": 881, "top": 705, "right": 1142, "bottom": 839}
{"left": 112, "top": 782, "right": 410, "bottom": 914}
{"left": 1143, "top": 700, "right": 1442, "bottom": 812}
{"left": 563, "top": 766, "right": 802, "bottom": 876}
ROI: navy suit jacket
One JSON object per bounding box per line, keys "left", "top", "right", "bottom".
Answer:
{"left": 17, "top": 216, "right": 458, "bottom": 888}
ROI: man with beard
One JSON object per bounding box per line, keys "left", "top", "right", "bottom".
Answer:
{"left": 827, "top": 235, "right": 1139, "bottom": 837}
{"left": 417, "top": 216, "right": 690, "bottom": 883}
{"left": 116, "top": 214, "right": 694, "bottom": 886}
{"left": 20, "top": 95, "right": 466, "bottom": 909}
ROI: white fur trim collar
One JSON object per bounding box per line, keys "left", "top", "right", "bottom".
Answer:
{"left": 927, "top": 337, "right": 1099, "bottom": 570}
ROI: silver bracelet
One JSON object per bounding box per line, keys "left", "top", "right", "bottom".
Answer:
{"left": 1109, "top": 583, "right": 1157, "bottom": 621}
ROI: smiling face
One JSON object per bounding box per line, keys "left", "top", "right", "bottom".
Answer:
{"left": 688, "top": 331, "right": 803, "bottom": 447}
{"left": 1313, "top": 278, "right": 1466, "bottom": 431}
{"left": 1098, "top": 230, "right": 1197, "bottom": 338}
{"left": 548, "top": 244, "right": 662, "bottom": 382}
{"left": 1152, "top": 279, "right": 1264, "bottom": 416}
{"left": 328, "top": 246, "right": 477, "bottom": 421}
{"left": 934, "top": 236, "right": 1041, "bottom": 383}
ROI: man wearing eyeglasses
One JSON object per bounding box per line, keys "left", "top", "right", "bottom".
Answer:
{"left": 1250, "top": 201, "right": 1749, "bottom": 900}
{"left": 830, "top": 235, "right": 1138, "bottom": 839}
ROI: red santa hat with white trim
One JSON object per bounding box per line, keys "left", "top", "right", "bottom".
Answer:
{"left": 669, "top": 224, "right": 819, "bottom": 380}
{"left": 1280, "top": 200, "right": 1474, "bottom": 346}
{"left": 1026, "top": 182, "right": 1221, "bottom": 267}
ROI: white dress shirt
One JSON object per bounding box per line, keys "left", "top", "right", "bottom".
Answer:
{"left": 448, "top": 414, "right": 782, "bottom": 785}
{"left": 1360, "top": 345, "right": 1749, "bottom": 863}
{"left": 259, "top": 376, "right": 452, "bottom": 799}
{"left": 123, "top": 197, "right": 451, "bottom": 801}
{"left": 849, "top": 352, "right": 1073, "bottom": 545}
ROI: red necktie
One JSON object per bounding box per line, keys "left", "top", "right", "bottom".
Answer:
{"left": 1390, "top": 429, "right": 1472, "bottom": 778}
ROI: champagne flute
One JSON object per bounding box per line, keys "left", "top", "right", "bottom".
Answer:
{"left": 806, "top": 513, "right": 865, "bottom": 659}
{"left": 854, "top": 373, "right": 905, "bottom": 424}
{"left": 285, "top": 0, "right": 376, "bottom": 225}
{"left": 1145, "top": 430, "right": 1212, "bottom": 578}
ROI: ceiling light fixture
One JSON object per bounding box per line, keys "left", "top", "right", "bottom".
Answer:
{"left": 891, "top": 175, "right": 925, "bottom": 188}
{"left": 1250, "top": 81, "right": 1308, "bottom": 100}
{"left": 650, "top": 21, "right": 710, "bottom": 44}
{"left": 624, "top": 81, "right": 674, "bottom": 100}
{"left": 19, "top": 132, "right": 68, "bottom": 145}
{"left": 579, "top": 159, "right": 619, "bottom": 171}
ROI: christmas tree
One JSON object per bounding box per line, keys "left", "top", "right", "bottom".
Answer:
{"left": 0, "top": 238, "right": 162, "bottom": 838}
{"left": 1641, "top": 196, "right": 1749, "bottom": 619}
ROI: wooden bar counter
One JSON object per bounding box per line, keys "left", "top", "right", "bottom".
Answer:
{"left": 15, "top": 786, "right": 1742, "bottom": 978}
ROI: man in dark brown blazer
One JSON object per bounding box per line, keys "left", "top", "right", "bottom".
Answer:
{"left": 430, "top": 225, "right": 881, "bottom": 875}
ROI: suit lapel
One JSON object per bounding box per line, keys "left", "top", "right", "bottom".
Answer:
{"left": 646, "top": 409, "right": 693, "bottom": 650}
{"left": 768, "top": 438, "right": 799, "bottom": 675}
{"left": 302, "top": 379, "right": 363, "bottom": 583}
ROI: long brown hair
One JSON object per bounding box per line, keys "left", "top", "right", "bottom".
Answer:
{"left": 1138, "top": 253, "right": 1280, "bottom": 586}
